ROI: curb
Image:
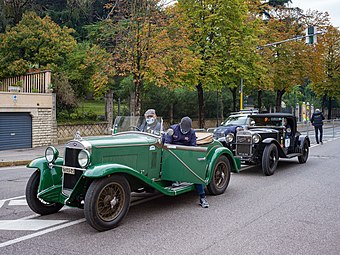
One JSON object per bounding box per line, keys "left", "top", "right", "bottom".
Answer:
{"left": 0, "top": 160, "right": 31, "bottom": 167}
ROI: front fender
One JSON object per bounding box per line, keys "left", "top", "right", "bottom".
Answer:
{"left": 84, "top": 163, "right": 141, "bottom": 178}
{"left": 26, "top": 157, "right": 64, "bottom": 201}
{"left": 207, "top": 147, "right": 241, "bottom": 178}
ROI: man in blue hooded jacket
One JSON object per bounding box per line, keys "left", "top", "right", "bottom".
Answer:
{"left": 165, "top": 116, "right": 209, "bottom": 208}
{"left": 311, "top": 109, "right": 325, "bottom": 144}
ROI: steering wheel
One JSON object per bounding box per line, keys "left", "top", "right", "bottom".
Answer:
{"left": 128, "top": 126, "right": 141, "bottom": 131}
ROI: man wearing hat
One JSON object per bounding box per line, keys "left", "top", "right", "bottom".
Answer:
{"left": 311, "top": 108, "right": 325, "bottom": 144}
{"left": 164, "top": 116, "right": 209, "bottom": 208}
{"left": 139, "top": 109, "right": 162, "bottom": 135}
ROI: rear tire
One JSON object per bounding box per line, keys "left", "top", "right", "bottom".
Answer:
{"left": 262, "top": 144, "right": 279, "bottom": 176}
{"left": 298, "top": 142, "right": 309, "bottom": 163}
{"left": 26, "top": 170, "right": 64, "bottom": 215}
{"left": 207, "top": 156, "right": 231, "bottom": 195}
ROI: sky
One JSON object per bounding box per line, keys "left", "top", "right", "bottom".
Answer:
{"left": 289, "top": 0, "right": 340, "bottom": 28}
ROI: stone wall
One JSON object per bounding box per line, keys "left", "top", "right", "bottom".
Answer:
{"left": 57, "top": 122, "right": 109, "bottom": 142}
{"left": 32, "top": 108, "right": 57, "bottom": 147}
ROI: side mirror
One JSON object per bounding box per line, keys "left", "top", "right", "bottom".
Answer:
{"left": 250, "top": 120, "right": 255, "bottom": 126}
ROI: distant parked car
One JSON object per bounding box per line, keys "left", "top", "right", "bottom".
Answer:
{"left": 234, "top": 113, "right": 310, "bottom": 175}
{"left": 25, "top": 116, "right": 240, "bottom": 231}
{"left": 213, "top": 110, "right": 258, "bottom": 151}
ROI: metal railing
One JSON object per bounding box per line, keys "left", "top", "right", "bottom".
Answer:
{"left": 0, "top": 70, "right": 52, "bottom": 93}
{"left": 299, "top": 119, "right": 340, "bottom": 138}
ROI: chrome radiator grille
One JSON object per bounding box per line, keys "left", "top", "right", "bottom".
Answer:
{"left": 62, "top": 148, "right": 84, "bottom": 195}
{"left": 236, "top": 135, "right": 252, "bottom": 156}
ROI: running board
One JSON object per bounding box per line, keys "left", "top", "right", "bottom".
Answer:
{"left": 284, "top": 153, "right": 302, "bottom": 158}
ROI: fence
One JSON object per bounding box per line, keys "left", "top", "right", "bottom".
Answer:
{"left": 0, "top": 70, "right": 52, "bottom": 93}
{"left": 300, "top": 119, "right": 340, "bottom": 138}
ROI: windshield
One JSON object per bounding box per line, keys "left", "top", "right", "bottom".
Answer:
{"left": 252, "top": 117, "right": 284, "bottom": 127}
{"left": 222, "top": 116, "right": 248, "bottom": 126}
{"left": 113, "top": 116, "right": 163, "bottom": 135}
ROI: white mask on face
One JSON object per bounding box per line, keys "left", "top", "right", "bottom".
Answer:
{"left": 146, "top": 117, "right": 155, "bottom": 125}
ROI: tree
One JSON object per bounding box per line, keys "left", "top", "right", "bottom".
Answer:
{"left": 307, "top": 26, "right": 340, "bottom": 118}
{"left": 96, "top": 0, "right": 166, "bottom": 116}
{"left": 260, "top": 7, "right": 312, "bottom": 112}
{"left": 176, "top": 0, "right": 263, "bottom": 126}
{"left": 0, "top": 0, "right": 35, "bottom": 32}
{"left": 0, "top": 12, "right": 77, "bottom": 78}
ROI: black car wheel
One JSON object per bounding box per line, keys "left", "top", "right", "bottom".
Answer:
{"left": 207, "top": 155, "right": 231, "bottom": 195}
{"left": 26, "top": 170, "right": 64, "bottom": 215}
{"left": 84, "top": 175, "right": 131, "bottom": 231}
{"left": 298, "top": 142, "right": 309, "bottom": 163}
{"left": 262, "top": 143, "right": 279, "bottom": 176}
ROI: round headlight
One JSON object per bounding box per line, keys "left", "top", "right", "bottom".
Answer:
{"left": 252, "top": 134, "right": 261, "bottom": 144}
{"left": 78, "top": 150, "right": 90, "bottom": 168}
{"left": 226, "top": 133, "right": 234, "bottom": 143}
{"left": 45, "top": 146, "right": 59, "bottom": 163}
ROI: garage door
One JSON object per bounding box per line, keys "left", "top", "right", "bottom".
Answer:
{"left": 0, "top": 112, "right": 32, "bottom": 150}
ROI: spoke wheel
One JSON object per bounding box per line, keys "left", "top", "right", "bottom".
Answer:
{"left": 207, "top": 156, "right": 231, "bottom": 195}
{"left": 262, "top": 143, "right": 279, "bottom": 176}
{"left": 85, "top": 175, "right": 130, "bottom": 231}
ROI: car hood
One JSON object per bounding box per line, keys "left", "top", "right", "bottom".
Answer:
{"left": 214, "top": 125, "right": 240, "bottom": 134}
{"left": 71, "top": 132, "right": 159, "bottom": 149}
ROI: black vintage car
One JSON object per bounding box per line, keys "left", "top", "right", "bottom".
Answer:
{"left": 233, "top": 113, "right": 310, "bottom": 175}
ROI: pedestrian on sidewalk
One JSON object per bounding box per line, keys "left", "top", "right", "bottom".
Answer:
{"left": 311, "top": 109, "right": 325, "bottom": 144}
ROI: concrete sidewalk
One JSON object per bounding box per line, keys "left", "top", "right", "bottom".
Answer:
{"left": 0, "top": 144, "right": 64, "bottom": 167}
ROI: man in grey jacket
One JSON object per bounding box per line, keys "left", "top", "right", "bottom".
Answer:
{"left": 311, "top": 109, "right": 325, "bottom": 144}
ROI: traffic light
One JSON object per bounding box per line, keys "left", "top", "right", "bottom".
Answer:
{"left": 306, "top": 26, "right": 317, "bottom": 45}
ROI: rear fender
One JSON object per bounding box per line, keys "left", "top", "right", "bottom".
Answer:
{"left": 298, "top": 136, "right": 310, "bottom": 148}
{"left": 207, "top": 147, "right": 241, "bottom": 177}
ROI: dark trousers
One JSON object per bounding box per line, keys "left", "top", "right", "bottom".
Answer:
{"left": 195, "top": 184, "right": 205, "bottom": 198}
{"left": 314, "top": 125, "right": 323, "bottom": 143}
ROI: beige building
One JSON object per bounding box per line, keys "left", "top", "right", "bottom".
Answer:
{"left": 0, "top": 71, "right": 57, "bottom": 150}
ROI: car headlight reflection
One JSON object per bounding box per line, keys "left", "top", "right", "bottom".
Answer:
{"left": 78, "top": 150, "right": 91, "bottom": 168}
{"left": 226, "top": 133, "right": 234, "bottom": 143}
{"left": 45, "top": 146, "right": 59, "bottom": 163}
{"left": 252, "top": 134, "right": 261, "bottom": 143}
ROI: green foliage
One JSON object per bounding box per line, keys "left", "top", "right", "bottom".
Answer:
{"left": 0, "top": 12, "right": 77, "bottom": 78}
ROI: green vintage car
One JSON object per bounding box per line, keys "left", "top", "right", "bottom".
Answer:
{"left": 26, "top": 116, "right": 240, "bottom": 231}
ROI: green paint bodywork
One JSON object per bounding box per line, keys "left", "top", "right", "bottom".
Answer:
{"left": 27, "top": 132, "right": 240, "bottom": 207}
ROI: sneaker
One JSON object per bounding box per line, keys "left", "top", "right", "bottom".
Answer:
{"left": 320, "top": 141, "right": 323, "bottom": 145}
{"left": 172, "top": 181, "right": 181, "bottom": 188}
{"left": 199, "top": 197, "right": 209, "bottom": 208}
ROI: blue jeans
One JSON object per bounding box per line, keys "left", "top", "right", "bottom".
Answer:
{"left": 195, "top": 184, "right": 206, "bottom": 198}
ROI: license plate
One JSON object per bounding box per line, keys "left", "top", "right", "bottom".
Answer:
{"left": 62, "top": 167, "right": 75, "bottom": 175}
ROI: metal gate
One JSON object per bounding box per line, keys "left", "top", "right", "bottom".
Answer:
{"left": 0, "top": 112, "right": 32, "bottom": 150}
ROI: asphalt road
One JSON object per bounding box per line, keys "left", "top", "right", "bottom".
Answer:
{"left": 0, "top": 138, "right": 340, "bottom": 254}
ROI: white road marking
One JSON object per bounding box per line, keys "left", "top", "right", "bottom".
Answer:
{"left": 0, "top": 218, "right": 86, "bottom": 248}
{"left": 0, "top": 195, "right": 26, "bottom": 208}
{"left": 8, "top": 199, "right": 27, "bottom": 206}
{"left": 0, "top": 219, "right": 69, "bottom": 231}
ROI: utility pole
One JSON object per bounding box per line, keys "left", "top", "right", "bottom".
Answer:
{"left": 240, "top": 78, "right": 243, "bottom": 110}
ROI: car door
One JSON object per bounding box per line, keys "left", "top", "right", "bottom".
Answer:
{"left": 160, "top": 144, "right": 208, "bottom": 184}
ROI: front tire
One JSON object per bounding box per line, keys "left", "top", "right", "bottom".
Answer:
{"left": 84, "top": 175, "right": 131, "bottom": 231}
{"left": 26, "top": 170, "right": 64, "bottom": 215}
{"left": 207, "top": 156, "right": 231, "bottom": 195}
{"left": 262, "top": 144, "right": 279, "bottom": 176}
{"left": 298, "top": 142, "right": 309, "bottom": 163}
